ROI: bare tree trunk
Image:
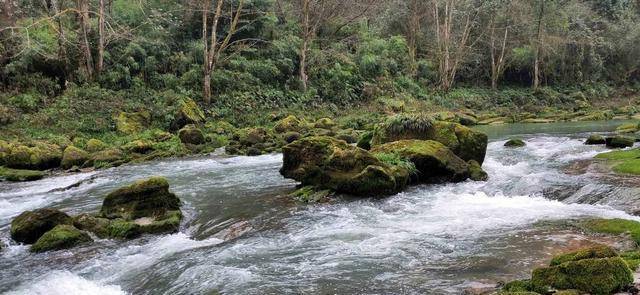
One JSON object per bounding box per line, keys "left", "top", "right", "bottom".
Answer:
{"left": 533, "top": 0, "right": 545, "bottom": 90}
{"left": 490, "top": 22, "right": 508, "bottom": 90}
{"left": 97, "top": 0, "right": 105, "bottom": 74}
{"left": 407, "top": 0, "right": 421, "bottom": 78}
{"left": 77, "top": 0, "right": 94, "bottom": 80}
{"left": 299, "top": 0, "right": 310, "bottom": 91}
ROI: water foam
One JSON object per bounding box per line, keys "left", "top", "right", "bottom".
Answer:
{"left": 6, "top": 271, "right": 126, "bottom": 295}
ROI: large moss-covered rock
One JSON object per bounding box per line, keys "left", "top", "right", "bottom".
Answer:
{"left": 371, "top": 114, "right": 488, "bottom": 164}
{"left": 371, "top": 140, "right": 470, "bottom": 183}
{"left": 61, "top": 146, "right": 89, "bottom": 169}
{"left": 531, "top": 248, "right": 633, "bottom": 295}
{"left": 116, "top": 111, "right": 150, "bottom": 134}
{"left": 585, "top": 134, "right": 606, "bottom": 145}
{"left": 85, "top": 139, "right": 108, "bottom": 152}
{"left": 606, "top": 136, "right": 635, "bottom": 148}
{"left": 30, "top": 225, "right": 92, "bottom": 253}
{"left": 0, "top": 167, "right": 44, "bottom": 182}
{"left": 73, "top": 213, "right": 111, "bottom": 238}
{"left": 178, "top": 125, "right": 205, "bottom": 145}
{"left": 468, "top": 160, "right": 488, "bottom": 181}
{"left": 314, "top": 117, "right": 336, "bottom": 130}
{"left": 4, "top": 142, "right": 62, "bottom": 170}
{"left": 89, "top": 148, "right": 125, "bottom": 168}
{"left": 235, "top": 127, "right": 268, "bottom": 145}
{"left": 280, "top": 136, "right": 408, "bottom": 196}
{"left": 171, "top": 98, "right": 205, "bottom": 130}
{"left": 101, "top": 177, "right": 181, "bottom": 220}
{"left": 123, "top": 140, "right": 154, "bottom": 154}
{"left": 274, "top": 115, "right": 303, "bottom": 133}
{"left": 11, "top": 209, "right": 72, "bottom": 244}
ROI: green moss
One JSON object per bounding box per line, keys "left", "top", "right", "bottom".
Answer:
{"left": 107, "top": 219, "right": 141, "bottom": 239}
{"left": 314, "top": 117, "right": 336, "bottom": 129}
{"left": 61, "top": 146, "right": 89, "bottom": 169}
{"left": 374, "top": 152, "right": 417, "bottom": 174}
{"left": 505, "top": 138, "right": 526, "bottom": 147}
{"left": 357, "top": 131, "right": 373, "bottom": 150}
{"left": 86, "top": 138, "right": 109, "bottom": 152}
{"left": 605, "top": 136, "right": 635, "bottom": 148}
{"left": 10, "top": 208, "right": 72, "bottom": 244}
{"left": 621, "top": 251, "right": 640, "bottom": 270}
{"left": 616, "top": 122, "right": 639, "bottom": 133}
{"left": 175, "top": 98, "right": 205, "bottom": 128}
{"left": 581, "top": 218, "right": 640, "bottom": 245}
{"left": 139, "top": 210, "right": 182, "bottom": 234}
{"left": 596, "top": 148, "right": 640, "bottom": 160}
{"left": 101, "top": 176, "right": 181, "bottom": 220}
{"left": 613, "top": 159, "right": 640, "bottom": 175}
{"left": 123, "top": 140, "right": 154, "bottom": 154}
{"left": 4, "top": 142, "right": 62, "bottom": 170}
{"left": 288, "top": 186, "right": 332, "bottom": 203}
{"left": 115, "top": 111, "right": 150, "bottom": 134}
{"left": 274, "top": 115, "right": 303, "bottom": 133}
{"left": 501, "top": 279, "right": 544, "bottom": 294}
{"left": 30, "top": 225, "right": 92, "bottom": 253}
{"left": 531, "top": 257, "right": 632, "bottom": 295}
{"left": 73, "top": 213, "right": 111, "bottom": 238}
{"left": 585, "top": 134, "right": 606, "bottom": 145}
{"left": 371, "top": 113, "right": 434, "bottom": 144}
{"left": 89, "top": 148, "right": 125, "bottom": 168}
{"left": 178, "top": 125, "right": 205, "bottom": 145}
{"left": 468, "top": 160, "right": 488, "bottom": 181}
{"left": 550, "top": 245, "right": 618, "bottom": 266}
{"left": 204, "top": 120, "right": 236, "bottom": 135}
{"left": 0, "top": 166, "right": 44, "bottom": 181}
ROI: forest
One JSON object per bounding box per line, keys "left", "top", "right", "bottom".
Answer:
{"left": 1, "top": 0, "right": 639, "bottom": 130}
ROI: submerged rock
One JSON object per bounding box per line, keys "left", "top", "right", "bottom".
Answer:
{"left": 504, "top": 138, "right": 526, "bottom": 148}
{"left": 11, "top": 209, "right": 72, "bottom": 244}
{"left": 30, "top": 224, "right": 92, "bottom": 253}
{"left": 371, "top": 140, "right": 470, "bottom": 183}
{"left": 606, "top": 136, "right": 634, "bottom": 148}
{"left": 280, "top": 136, "right": 408, "bottom": 196}
{"left": 370, "top": 114, "right": 488, "bottom": 164}
{"left": 61, "top": 146, "right": 90, "bottom": 169}
{"left": 0, "top": 167, "right": 44, "bottom": 182}
{"left": 585, "top": 134, "right": 606, "bottom": 145}
{"left": 468, "top": 160, "right": 488, "bottom": 181}
{"left": 101, "top": 177, "right": 181, "bottom": 220}
{"left": 531, "top": 245, "right": 633, "bottom": 295}
{"left": 288, "top": 186, "right": 333, "bottom": 203}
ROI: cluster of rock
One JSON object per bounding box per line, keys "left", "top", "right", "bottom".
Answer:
{"left": 279, "top": 113, "right": 489, "bottom": 197}
{"left": 585, "top": 134, "right": 635, "bottom": 148}
{"left": 8, "top": 177, "right": 182, "bottom": 253}
{"left": 501, "top": 245, "right": 634, "bottom": 295}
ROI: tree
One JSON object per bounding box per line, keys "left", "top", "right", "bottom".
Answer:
{"left": 97, "top": 0, "right": 106, "bottom": 74}
{"left": 201, "top": 0, "right": 245, "bottom": 105}
{"left": 533, "top": 0, "right": 544, "bottom": 89}
{"left": 77, "top": 0, "right": 94, "bottom": 80}
{"left": 431, "top": 0, "right": 483, "bottom": 91}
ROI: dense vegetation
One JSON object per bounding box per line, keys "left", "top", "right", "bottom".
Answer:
{"left": 1, "top": 0, "right": 640, "bottom": 163}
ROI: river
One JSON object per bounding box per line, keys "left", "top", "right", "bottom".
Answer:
{"left": 1, "top": 120, "right": 639, "bottom": 294}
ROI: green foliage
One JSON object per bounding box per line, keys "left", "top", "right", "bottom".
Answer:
{"left": 374, "top": 152, "right": 417, "bottom": 174}
{"left": 581, "top": 218, "right": 640, "bottom": 245}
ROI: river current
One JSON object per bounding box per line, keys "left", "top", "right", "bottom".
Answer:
{"left": 1, "top": 120, "right": 639, "bottom": 294}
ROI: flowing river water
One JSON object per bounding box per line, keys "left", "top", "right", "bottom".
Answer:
{"left": 1, "top": 120, "right": 640, "bottom": 294}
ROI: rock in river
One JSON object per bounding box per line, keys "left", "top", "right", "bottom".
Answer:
{"left": 10, "top": 208, "right": 72, "bottom": 244}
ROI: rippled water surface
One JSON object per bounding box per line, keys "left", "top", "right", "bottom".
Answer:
{"left": 1, "top": 121, "right": 639, "bottom": 294}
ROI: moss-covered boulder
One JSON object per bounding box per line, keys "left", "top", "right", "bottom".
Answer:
{"left": 73, "top": 213, "right": 111, "bottom": 238}
{"left": 106, "top": 219, "right": 141, "bottom": 239}
{"left": 89, "top": 148, "right": 125, "bottom": 168}
{"left": 371, "top": 114, "right": 488, "bottom": 164}
{"left": 85, "top": 139, "right": 108, "bottom": 152}
{"left": 280, "top": 136, "right": 408, "bottom": 196}
{"left": 30, "top": 225, "right": 92, "bottom": 253}
{"left": 10, "top": 209, "right": 72, "bottom": 244}
{"left": 371, "top": 140, "right": 470, "bottom": 184}
{"left": 314, "top": 117, "right": 336, "bottom": 130}
{"left": 101, "top": 177, "right": 181, "bottom": 220}
{"left": 468, "top": 160, "right": 488, "bottom": 181}
{"left": 605, "top": 136, "right": 634, "bottom": 148}
{"left": 616, "top": 122, "right": 639, "bottom": 134}
{"left": 61, "top": 146, "right": 89, "bottom": 169}
{"left": 116, "top": 111, "right": 150, "bottom": 134}
{"left": 171, "top": 98, "right": 205, "bottom": 130}
{"left": 136, "top": 210, "right": 182, "bottom": 234}
{"left": 585, "top": 134, "right": 606, "bottom": 145}
{"left": 124, "top": 140, "right": 154, "bottom": 154}
{"left": 235, "top": 128, "right": 268, "bottom": 145}
{"left": 0, "top": 167, "right": 44, "bottom": 181}
{"left": 335, "top": 129, "right": 359, "bottom": 144}
{"left": 4, "top": 142, "right": 62, "bottom": 170}
{"left": 204, "top": 120, "right": 236, "bottom": 135}
{"left": 549, "top": 245, "right": 618, "bottom": 266}
{"left": 505, "top": 138, "right": 526, "bottom": 148}
{"left": 357, "top": 131, "right": 373, "bottom": 150}
{"left": 530, "top": 246, "right": 633, "bottom": 295}
{"left": 178, "top": 125, "right": 205, "bottom": 145}
{"left": 274, "top": 115, "right": 303, "bottom": 133}
{"left": 283, "top": 131, "right": 302, "bottom": 143}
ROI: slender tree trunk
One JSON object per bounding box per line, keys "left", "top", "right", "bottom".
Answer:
{"left": 533, "top": 0, "right": 545, "bottom": 90}
{"left": 490, "top": 23, "right": 508, "bottom": 91}
{"left": 97, "top": 0, "right": 105, "bottom": 74}
{"left": 299, "top": 0, "right": 310, "bottom": 91}
{"left": 202, "top": 0, "right": 211, "bottom": 104}
{"left": 77, "top": 0, "right": 94, "bottom": 80}
{"left": 407, "top": 0, "right": 420, "bottom": 78}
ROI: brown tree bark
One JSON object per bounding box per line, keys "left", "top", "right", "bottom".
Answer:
{"left": 77, "top": 0, "right": 94, "bottom": 80}
{"left": 533, "top": 0, "right": 545, "bottom": 90}
{"left": 97, "top": 0, "right": 105, "bottom": 74}
{"left": 489, "top": 20, "right": 508, "bottom": 90}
